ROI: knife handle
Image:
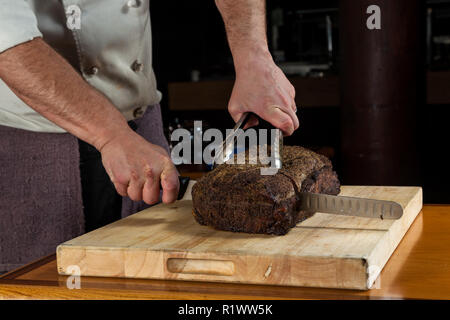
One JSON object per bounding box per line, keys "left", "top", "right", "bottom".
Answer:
{"left": 177, "top": 176, "right": 191, "bottom": 200}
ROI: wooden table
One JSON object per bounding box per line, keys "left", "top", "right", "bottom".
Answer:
{"left": 0, "top": 205, "right": 449, "bottom": 300}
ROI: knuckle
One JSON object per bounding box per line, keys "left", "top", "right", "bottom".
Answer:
{"left": 114, "top": 168, "right": 131, "bottom": 185}
{"left": 279, "top": 117, "right": 293, "bottom": 132}
{"left": 161, "top": 154, "right": 172, "bottom": 164}
{"left": 290, "top": 85, "right": 296, "bottom": 97}
{"left": 144, "top": 166, "right": 154, "bottom": 180}
{"left": 130, "top": 169, "right": 139, "bottom": 181}
{"left": 162, "top": 171, "right": 178, "bottom": 188}
{"left": 114, "top": 184, "right": 127, "bottom": 196}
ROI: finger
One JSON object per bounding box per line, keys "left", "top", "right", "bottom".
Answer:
{"left": 106, "top": 167, "right": 129, "bottom": 197}
{"left": 112, "top": 181, "right": 128, "bottom": 197}
{"left": 142, "top": 167, "right": 160, "bottom": 205}
{"left": 274, "top": 85, "right": 299, "bottom": 127}
{"left": 291, "top": 96, "right": 297, "bottom": 111}
{"left": 270, "top": 88, "right": 299, "bottom": 131}
{"left": 160, "top": 165, "right": 180, "bottom": 204}
{"left": 280, "top": 101, "right": 300, "bottom": 130}
{"left": 126, "top": 170, "right": 144, "bottom": 201}
{"left": 280, "top": 83, "right": 296, "bottom": 111}
{"left": 261, "top": 105, "right": 295, "bottom": 136}
{"left": 292, "top": 101, "right": 300, "bottom": 129}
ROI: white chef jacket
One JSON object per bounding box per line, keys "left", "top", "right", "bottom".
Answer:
{"left": 0, "top": 0, "right": 161, "bottom": 133}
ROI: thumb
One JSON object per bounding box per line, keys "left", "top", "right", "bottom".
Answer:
{"left": 160, "top": 165, "right": 180, "bottom": 203}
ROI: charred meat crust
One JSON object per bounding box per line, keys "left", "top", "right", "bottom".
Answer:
{"left": 191, "top": 146, "right": 341, "bottom": 235}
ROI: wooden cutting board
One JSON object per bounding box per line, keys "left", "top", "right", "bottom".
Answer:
{"left": 57, "top": 184, "right": 422, "bottom": 290}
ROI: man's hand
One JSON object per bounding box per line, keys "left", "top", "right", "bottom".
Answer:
{"left": 216, "top": 0, "right": 299, "bottom": 136}
{"left": 228, "top": 50, "right": 298, "bottom": 135}
{"left": 0, "top": 38, "right": 179, "bottom": 205}
{"left": 99, "top": 129, "right": 180, "bottom": 204}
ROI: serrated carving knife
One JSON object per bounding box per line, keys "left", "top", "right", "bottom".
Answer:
{"left": 297, "top": 192, "right": 403, "bottom": 219}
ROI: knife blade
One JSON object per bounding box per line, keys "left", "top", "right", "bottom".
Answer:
{"left": 297, "top": 192, "right": 403, "bottom": 219}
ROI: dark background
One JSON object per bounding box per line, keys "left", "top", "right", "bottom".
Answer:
{"left": 150, "top": 0, "right": 450, "bottom": 204}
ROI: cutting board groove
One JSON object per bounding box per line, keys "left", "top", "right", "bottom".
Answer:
{"left": 57, "top": 185, "right": 422, "bottom": 290}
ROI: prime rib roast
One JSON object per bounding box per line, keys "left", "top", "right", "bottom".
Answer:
{"left": 191, "top": 146, "right": 341, "bottom": 235}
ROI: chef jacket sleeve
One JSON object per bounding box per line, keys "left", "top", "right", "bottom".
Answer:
{"left": 0, "top": 0, "right": 43, "bottom": 54}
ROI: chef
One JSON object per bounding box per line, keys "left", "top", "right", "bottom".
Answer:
{"left": 0, "top": 0, "right": 298, "bottom": 273}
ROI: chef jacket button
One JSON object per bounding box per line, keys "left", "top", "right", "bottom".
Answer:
{"left": 133, "top": 107, "right": 144, "bottom": 118}
{"left": 131, "top": 60, "right": 144, "bottom": 72}
{"left": 86, "top": 66, "right": 98, "bottom": 76}
{"left": 127, "top": 0, "right": 141, "bottom": 8}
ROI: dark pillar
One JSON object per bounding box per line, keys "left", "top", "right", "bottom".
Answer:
{"left": 340, "top": 0, "right": 424, "bottom": 185}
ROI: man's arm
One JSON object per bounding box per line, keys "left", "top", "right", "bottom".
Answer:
{"left": 215, "top": 0, "right": 299, "bottom": 135}
{"left": 0, "top": 38, "right": 179, "bottom": 204}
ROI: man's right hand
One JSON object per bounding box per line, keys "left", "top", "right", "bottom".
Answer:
{"left": 99, "top": 129, "right": 180, "bottom": 205}
{"left": 0, "top": 39, "right": 180, "bottom": 205}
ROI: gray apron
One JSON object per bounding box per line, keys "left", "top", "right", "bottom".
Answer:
{"left": 0, "top": 104, "right": 169, "bottom": 273}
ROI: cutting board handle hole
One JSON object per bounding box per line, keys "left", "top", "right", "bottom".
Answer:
{"left": 166, "top": 258, "right": 235, "bottom": 276}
